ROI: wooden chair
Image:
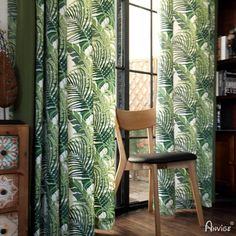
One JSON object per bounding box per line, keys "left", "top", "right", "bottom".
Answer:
{"left": 115, "top": 107, "right": 204, "bottom": 236}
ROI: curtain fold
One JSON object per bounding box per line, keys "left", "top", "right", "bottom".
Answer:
{"left": 67, "top": 0, "right": 115, "bottom": 233}
{"left": 34, "top": 0, "right": 69, "bottom": 235}
{"left": 156, "top": 0, "right": 215, "bottom": 215}
{"left": 34, "top": 0, "right": 115, "bottom": 235}
{"left": 8, "top": 0, "right": 17, "bottom": 59}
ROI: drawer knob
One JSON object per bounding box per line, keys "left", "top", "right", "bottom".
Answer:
{"left": 0, "top": 228, "right": 7, "bottom": 234}
{"left": 0, "top": 150, "right": 7, "bottom": 156}
{"left": 0, "top": 189, "right": 7, "bottom": 195}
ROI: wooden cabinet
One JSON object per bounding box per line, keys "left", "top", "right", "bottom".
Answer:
{"left": 0, "top": 124, "right": 29, "bottom": 236}
{"left": 215, "top": 132, "right": 236, "bottom": 193}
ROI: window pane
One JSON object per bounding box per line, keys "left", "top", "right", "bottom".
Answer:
{"left": 129, "top": 138, "right": 149, "bottom": 203}
{"left": 152, "top": 0, "right": 158, "bottom": 11}
{"left": 152, "top": 12, "right": 158, "bottom": 74}
{"left": 130, "top": 0, "right": 150, "bottom": 9}
{"left": 130, "top": 138, "right": 149, "bottom": 155}
{"left": 153, "top": 75, "right": 157, "bottom": 106}
{"left": 130, "top": 129, "right": 147, "bottom": 137}
{"left": 129, "top": 72, "right": 151, "bottom": 110}
{"left": 130, "top": 169, "right": 149, "bottom": 202}
{"left": 129, "top": 6, "right": 151, "bottom": 72}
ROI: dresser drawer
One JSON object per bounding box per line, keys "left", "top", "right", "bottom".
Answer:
{"left": 0, "top": 175, "right": 18, "bottom": 209}
{"left": 0, "top": 212, "right": 18, "bottom": 236}
{"left": 0, "top": 136, "right": 18, "bottom": 170}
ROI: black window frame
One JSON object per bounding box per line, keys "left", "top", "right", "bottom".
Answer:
{"left": 115, "top": 0, "right": 158, "bottom": 214}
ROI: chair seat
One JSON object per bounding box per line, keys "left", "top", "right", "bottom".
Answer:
{"left": 128, "top": 152, "right": 197, "bottom": 164}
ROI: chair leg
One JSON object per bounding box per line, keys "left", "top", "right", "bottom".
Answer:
{"left": 148, "top": 169, "right": 154, "bottom": 212}
{"left": 152, "top": 164, "right": 161, "bottom": 236}
{"left": 115, "top": 162, "right": 126, "bottom": 193}
{"left": 188, "top": 161, "right": 204, "bottom": 227}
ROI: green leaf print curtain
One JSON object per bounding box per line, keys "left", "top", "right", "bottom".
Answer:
{"left": 34, "top": 0, "right": 69, "bottom": 234}
{"left": 34, "top": 0, "right": 115, "bottom": 235}
{"left": 67, "top": 0, "right": 115, "bottom": 232}
{"left": 156, "top": 0, "right": 215, "bottom": 215}
{"left": 8, "top": 0, "right": 17, "bottom": 56}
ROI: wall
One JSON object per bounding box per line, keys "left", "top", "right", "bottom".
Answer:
{"left": 14, "top": 0, "right": 35, "bottom": 128}
{"left": 14, "top": 2, "right": 35, "bottom": 233}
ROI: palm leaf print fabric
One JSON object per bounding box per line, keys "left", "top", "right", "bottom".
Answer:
{"left": 67, "top": 0, "right": 115, "bottom": 233}
{"left": 34, "top": 0, "right": 115, "bottom": 235}
{"left": 156, "top": 0, "right": 215, "bottom": 215}
{"left": 34, "top": 0, "right": 69, "bottom": 235}
{"left": 8, "top": 0, "right": 17, "bottom": 63}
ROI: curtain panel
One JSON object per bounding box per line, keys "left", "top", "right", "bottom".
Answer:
{"left": 34, "top": 0, "right": 69, "bottom": 235}
{"left": 67, "top": 0, "right": 115, "bottom": 233}
{"left": 34, "top": 0, "right": 115, "bottom": 235}
{"left": 0, "top": 0, "right": 17, "bottom": 119}
{"left": 156, "top": 0, "right": 215, "bottom": 215}
{"left": 8, "top": 0, "right": 17, "bottom": 56}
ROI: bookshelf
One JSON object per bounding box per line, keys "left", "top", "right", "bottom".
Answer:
{"left": 217, "top": 58, "right": 236, "bottom": 71}
{"left": 216, "top": 0, "right": 236, "bottom": 194}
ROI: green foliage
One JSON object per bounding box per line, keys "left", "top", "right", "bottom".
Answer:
{"left": 67, "top": 0, "right": 115, "bottom": 233}
{"left": 35, "top": 0, "right": 115, "bottom": 234}
{"left": 157, "top": 0, "right": 214, "bottom": 213}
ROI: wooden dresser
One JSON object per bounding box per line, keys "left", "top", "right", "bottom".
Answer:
{"left": 0, "top": 124, "right": 29, "bottom": 236}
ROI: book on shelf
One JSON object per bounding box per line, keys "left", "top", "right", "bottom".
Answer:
{"left": 216, "top": 71, "right": 236, "bottom": 96}
{"left": 217, "top": 36, "right": 229, "bottom": 61}
{"left": 216, "top": 103, "right": 221, "bottom": 130}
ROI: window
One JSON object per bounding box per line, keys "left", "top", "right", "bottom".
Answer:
{"left": 116, "top": 0, "right": 158, "bottom": 209}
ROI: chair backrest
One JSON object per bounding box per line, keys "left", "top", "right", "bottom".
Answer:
{"left": 114, "top": 108, "right": 156, "bottom": 192}
{"left": 115, "top": 108, "right": 156, "bottom": 160}
{"left": 116, "top": 107, "right": 156, "bottom": 131}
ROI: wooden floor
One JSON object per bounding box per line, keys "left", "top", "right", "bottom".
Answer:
{"left": 96, "top": 197, "right": 236, "bottom": 236}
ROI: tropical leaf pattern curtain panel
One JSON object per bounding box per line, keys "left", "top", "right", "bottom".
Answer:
{"left": 67, "top": 0, "right": 115, "bottom": 233}
{"left": 156, "top": 0, "right": 215, "bottom": 215}
{"left": 34, "top": 0, "right": 115, "bottom": 235}
{"left": 34, "top": 0, "right": 69, "bottom": 235}
{"left": 8, "top": 0, "right": 17, "bottom": 56}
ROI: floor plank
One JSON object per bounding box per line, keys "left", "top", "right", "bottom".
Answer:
{"left": 96, "top": 198, "right": 236, "bottom": 236}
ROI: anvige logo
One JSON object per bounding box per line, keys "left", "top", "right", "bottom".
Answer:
{"left": 205, "top": 220, "right": 234, "bottom": 232}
